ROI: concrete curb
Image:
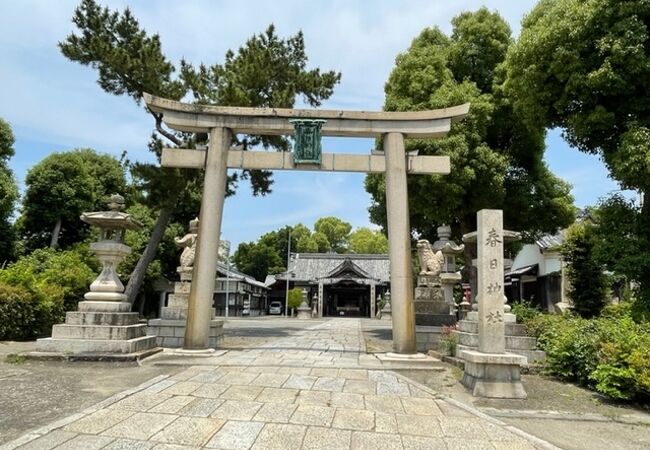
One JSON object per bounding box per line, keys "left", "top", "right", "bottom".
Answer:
{"left": 0, "top": 374, "right": 172, "bottom": 450}
{"left": 390, "top": 370, "right": 563, "bottom": 450}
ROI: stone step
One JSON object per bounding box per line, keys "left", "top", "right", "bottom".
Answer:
{"left": 51, "top": 324, "right": 147, "bottom": 340}
{"left": 36, "top": 335, "right": 157, "bottom": 354}
{"left": 160, "top": 308, "right": 188, "bottom": 320}
{"left": 458, "top": 320, "right": 529, "bottom": 336}
{"left": 65, "top": 311, "right": 140, "bottom": 326}
{"left": 455, "top": 331, "right": 538, "bottom": 350}
{"left": 455, "top": 344, "right": 546, "bottom": 365}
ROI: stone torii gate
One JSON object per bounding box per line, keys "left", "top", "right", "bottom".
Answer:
{"left": 143, "top": 93, "right": 469, "bottom": 355}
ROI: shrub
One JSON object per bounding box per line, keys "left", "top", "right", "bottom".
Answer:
{"left": 511, "top": 300, "right": 542, "bottom": 324}
{"left": 0, "top": 247, "right": 96, "bottom": 338}
{"left": 0, "top": 283, "right": 39, "bottom": 340}
{"left": 287, "top": 288, "right": 304, "bottom": 311}
{"left": 439, "top": 324, "right": 458, "bottom": 355}
{"left": 530, "top": 308, "right": 650, "bottom": 401}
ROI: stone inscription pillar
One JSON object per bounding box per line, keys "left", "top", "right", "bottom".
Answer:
{"left": 384, "top": 132, "right": 416, "bottom": 354}
{"left": 184, "top": 127, "right": 231, "bottom": 350}
{"left": 318, "top": 282, "right": 324, "bottom": 318}
{"left": 477, "top": 209, "right": 505, "bottom": 353}
{"left": 370, "top": 283, "right": 376, "bottom": 319}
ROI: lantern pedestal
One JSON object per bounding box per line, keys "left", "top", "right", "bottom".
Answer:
{"left": 32, "top": 194, "right": 160, "bottom": 361}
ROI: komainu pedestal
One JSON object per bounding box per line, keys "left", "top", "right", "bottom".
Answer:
{"left": 148, "top": 268, "right": 224, "bottom": 347}
{"left": 35, "top": 194, "right": 159, "bottom": 360}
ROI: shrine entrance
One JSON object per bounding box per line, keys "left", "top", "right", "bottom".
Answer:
{"left": 324, "top": 282, "right": 370, "bottom": 318}
{"left": 144, "top": 92, "right": 469, "bottom": 354}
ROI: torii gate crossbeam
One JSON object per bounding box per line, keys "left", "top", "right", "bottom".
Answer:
{"left": 143, "top": 93, "right": 469, "bottom": 355}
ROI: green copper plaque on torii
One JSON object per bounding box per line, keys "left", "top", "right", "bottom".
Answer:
{"left": 290, "top": 119, "right": 326, "bottom": 165}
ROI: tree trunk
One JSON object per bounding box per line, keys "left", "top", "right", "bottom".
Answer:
{"left": 50, "top": 218, "right": 62, "bottom": 248}
{"left": 125, "top": 207, "right": 174, "bottom": 305}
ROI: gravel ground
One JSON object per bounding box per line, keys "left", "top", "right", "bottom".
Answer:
{"left": 0, "top": 341, "right": 175, "bottom": 445}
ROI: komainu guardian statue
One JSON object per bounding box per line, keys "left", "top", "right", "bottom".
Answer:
{"left": 416, "top": 239, "right": 444, "bottom": 276}
{"left": 175, "top": 217, "right": 199, "bottom": 270}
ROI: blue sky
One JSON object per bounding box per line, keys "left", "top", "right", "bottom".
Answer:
{"left": 0, "top": 0, "right": 631, "bottom": 250}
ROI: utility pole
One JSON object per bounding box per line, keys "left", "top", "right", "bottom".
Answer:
{"left": 222, "top": 240, "right": 231, "bottom": 318}
{"left": 285, "top": 229, "right": 291, "bottom": 317}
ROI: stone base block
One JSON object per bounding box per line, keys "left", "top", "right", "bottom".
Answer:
{"left": 23, "top": 346, "right": 162, "bottom": 362}
{"left": 415, "top": 326, "right": 443, "bottom": 352}
{"left": 296, "top": 307, "right": 312, "bottom": 319}
{"left": 84, "top": 292, "right": 127, "bottom": 302}
{"left": 167, "top": 294, "right": 189, "bottom": 308}
{"left": 454, "top": 319, "right": 546, "bottom": 364}
{"left": 459, "top": 349, "right": 527, "bottom": 399}
{"left": 51, "top": 323, "right": 147, "bottom": 340}
{"left": 456, "top": 344, "right": 546, "bottom": 365}
{"left": 65, "top": 311, "right": 140, "bottom": 326}
{"left": 415, "top": 313, "right": 456, "bottom": 327}
{"left": 77, "top": 301, "right": 131, "bottom": 312}
{"left": 36, "top": 335, "right": 158, "bottom": 354}
{"left": 380, "top": 311, "right": 392, "bottom": 321}
{"left": 148, "top": 318, "right": 224, "bottom": 348}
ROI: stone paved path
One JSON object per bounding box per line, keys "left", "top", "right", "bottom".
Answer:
{"left": 2, "top": 319, "right": 554, "bottom": 450}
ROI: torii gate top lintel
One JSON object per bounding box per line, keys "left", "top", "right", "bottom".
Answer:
{"left": 143, "top": 92, "right": 470, "bottom": 138}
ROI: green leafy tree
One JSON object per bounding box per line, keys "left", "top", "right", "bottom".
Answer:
{"left": 232, "top": 242, "right": 283, "bottom": 282}
{"left": 504, "top": 0, "right": 650, "bottom": 319}
{"left": 366, "top": 8, "right": 575, "bottom": 271}
{"left": 19, "top": 149, "right": 126, "bottom": 251}
{"left": 60, "top": 0, "right": 340, "bottom": 304}
{"left": 287, "top": 287, "right": 304, "bottom": 312}
{"left": 314, "top": 217, "right": 352, "bottom": 252}
{"left": 349, "top": 227, "right": 388, "bottom": 254}
{"left": 562, "top": 221, "right": 608, "bottom": 318}
{"left": 0, "top": 118, "right": 18, "bottom": 262}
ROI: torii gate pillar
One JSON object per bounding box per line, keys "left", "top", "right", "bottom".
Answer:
{"left": 184, "top": 127, "right": 230, "bottom": 349}
{"left": 384, "top": 132, "right": 416, "bottom": 353}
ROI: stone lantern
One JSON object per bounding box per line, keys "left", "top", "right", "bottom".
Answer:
{"left": 35, "top": 194, "right": 160, "bottom": 360}
{"left": 79, "top": 194, "right": 142, "bottom": 309}
{"left": 431, "top": 225, "right": 464, "bottom": 314}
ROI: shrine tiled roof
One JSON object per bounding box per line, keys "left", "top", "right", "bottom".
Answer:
{"left": 275, "top": 253, "right": 390, "bottom": 283}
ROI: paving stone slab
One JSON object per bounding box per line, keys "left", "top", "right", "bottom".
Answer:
{"left": 204, "top": 420, "right": 264, "bottom": 449}
{"left": 56, "top": 434, "right": 116, "bottom": 450}
{"left": 332, "top": 408, "right": 374, "bottom": 431}
{"left": 252, "top": 403, "right": 297, "bottom": 423}
{"left": 302, "top": 426, "right": 352, "bottom": 450}
{"left": 64, "top": 409, "right": 136, "bottom": 434}
{"left": 350, "top": 431, "right": 403, "bottom": 450}
{"left": 396, "top": 414, "right": 443, "bottom": 437}
{"left": 255, "top": 387, "right": 298, "bottom": 404}
{"left": 102, "top": 412, "right": 177, "bottom": 441}
{"left": 250, "top": 423, "right": 306, "bottom": 450}
{"left": 178, "top": 398, "right": 224, "bottom": 417}
{"left": 401, "top": 435, "right": 447, "bottom": 450}
{"left": 282, "top": 374, "right": 317, "bottom": 390}
{"left": 103, "top": 438, "right": 156, "bottom": 450}
{"left": 211, "top": 401, "right": 263, "bottom": 421}
{"left": 12, "top": 430, "right": 77, "bottom": 450}
{"left": 150, "top": 416, "right": 224, "bottom": 446}
{"left": 289, "top": 405, "right": 335, "bottom": 427}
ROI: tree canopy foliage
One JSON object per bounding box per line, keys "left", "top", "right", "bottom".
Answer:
{"left": 365, "top": 8, "right": 575, "bottom": 255}
{"left": 505, "top": 0, "right": 650, "bottom": 319}
{"left": 19, "top": 149, "right": 127, "bottom": 252}
{"left": 59, "top": 0, "right": 340, "bottom": 302}
{"left": 0, "top": 118, "right": 18, "bottom": 262}
{"left": 232, "top": 217, "right": 388, "bottom": 281}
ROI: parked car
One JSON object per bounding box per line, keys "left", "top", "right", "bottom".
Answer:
{"left": 269, "top": 301, "right": 283, "bottom": 315}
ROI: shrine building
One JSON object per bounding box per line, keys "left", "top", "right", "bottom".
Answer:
{"left": 267, "top": 253, "right": 390, "bottom": 318}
